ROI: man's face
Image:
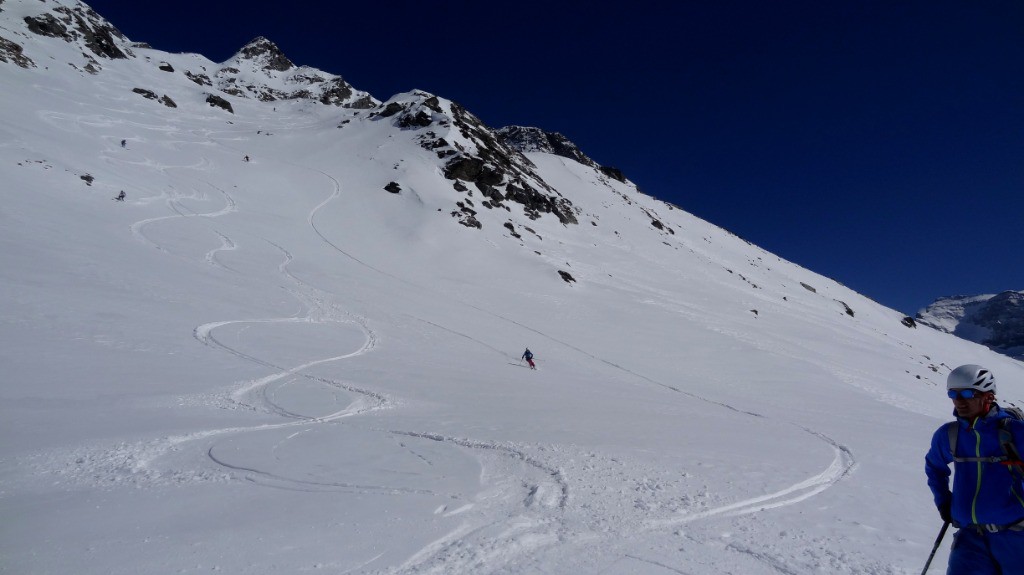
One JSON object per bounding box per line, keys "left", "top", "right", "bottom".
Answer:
{"left": 949, "top": 389, "right": 992, "bottom": 419}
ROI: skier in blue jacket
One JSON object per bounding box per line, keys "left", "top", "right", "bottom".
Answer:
{"left": 521, "top": 348, "right": 535, "bottom": 370}
{"left": 925, "top": 364, "right": 1024, "bottom": 574}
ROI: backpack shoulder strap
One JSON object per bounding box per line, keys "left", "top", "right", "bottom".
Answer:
{"left": 947, "top": 421, "right": 959, "bottom": 460}
{"left": 948, "top": 420, "right": 1010, "bottom": 464}
{"left": 998, "top": 419, "right": 1024, "bottom": 479}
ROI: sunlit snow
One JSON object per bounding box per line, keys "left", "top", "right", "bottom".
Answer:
{"left": 2, "top": 1, "right": 1022, "bottom": 573}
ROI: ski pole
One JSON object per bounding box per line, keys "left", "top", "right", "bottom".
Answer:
{"left": 921, "top": 521, "right": 950, "bottom": 575}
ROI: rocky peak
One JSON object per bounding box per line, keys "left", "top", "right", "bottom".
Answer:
{"left": 234, "top": 36, "right": 293, "bottom": 72}
{"left": 497, "top": 126, "right": 597, "bottom": 168}
{"left": 497, "top": 125, "right": 629, "bottom": 184}
{"left": 371, "top": 92, "right": 579, "bottom": 226}
{"left": 20, "top": 1, "right": 131, "bottom": 63}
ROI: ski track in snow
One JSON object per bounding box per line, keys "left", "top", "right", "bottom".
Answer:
{"left": 204, "top": 231, "right": 238, "bottom": 272}
{"left": 189, "top": 157, "right": 864, "bottom": 574}
{"left": 284, "top": 164, "right": 864, "bottom": 574}
{"left": 23, "top": 134, "right": 865, "bottom": 574}
{"left": 646, "top": 427, "right": 855, "bottom": 529}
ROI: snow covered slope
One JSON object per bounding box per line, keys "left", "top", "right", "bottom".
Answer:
{"left": 2, "top": 1, "right": 1023, "bottom": 573}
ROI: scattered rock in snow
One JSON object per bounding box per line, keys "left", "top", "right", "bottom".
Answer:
{"left": 836, "top": 300, "right": 855, "bottom": 317}
{"left": 205, "top": 94, "right": 233, "bottom": 113}
{"left": 132, "top": 87, "right": 158, "bottom": 100}
{"left": 0, "top": 36, "right": 35, "bottom": 68}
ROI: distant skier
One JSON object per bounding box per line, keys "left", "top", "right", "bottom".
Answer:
{"left": 120, "top": 139, "right": 126, "bottom": 148}
{"left": 522, "top": 348, "right": 536, "bottom": 370}
{"left": 243, "top": 155, "right": 250, "bottom": 162}
{"left": 114, "top": 190, "right": 126, "bottom": 201}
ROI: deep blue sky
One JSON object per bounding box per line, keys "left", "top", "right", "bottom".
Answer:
{"left": 87, "top": 1, "right": 1023, "bottom": 314}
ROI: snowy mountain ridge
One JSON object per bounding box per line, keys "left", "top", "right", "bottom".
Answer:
{"left": 918, "top": 291, "right": 1024, "bottom": 360}
{"left": 213, "top": 36, "right": 376, "bottom": 108}
{"left": 3, "top": 1, "right": 1024, "bottom": 574}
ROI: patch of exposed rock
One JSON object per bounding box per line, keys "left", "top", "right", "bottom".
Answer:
{"left": 205, "top": 93, "right": 233, "bottom": 113}
{"left": 497, "top": 125, "right": 629, "bottom": 184}
{"left": 370, "top": 92, "right": 579, "bottom": 227}
{"left": 497, "top": 126, "right": 596, "bottom": 167}
{"left": 0, "top": 36, "right": 34, "bottom": 68}
{"left": 24, "top": 4, "right": 130, "bottom": 61}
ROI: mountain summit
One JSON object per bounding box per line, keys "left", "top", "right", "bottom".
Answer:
{"left": 233, "top": 36, "right": 294, "bottom": 71}
{"left": 214, "top": 36, "right": 374, "bottom": 107}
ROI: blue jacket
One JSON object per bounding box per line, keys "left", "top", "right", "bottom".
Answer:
{"left": 925, "top": 405, "right": 1024, "bottom": 527}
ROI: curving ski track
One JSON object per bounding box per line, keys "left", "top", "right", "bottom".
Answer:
{"left": 31, "top": 135, "right": 863, "bottom": 574}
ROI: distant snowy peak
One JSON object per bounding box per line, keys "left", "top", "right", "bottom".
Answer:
{"left": 917, "top": 291, "right": 1024, "bottom": 360}
{"left": 214, "top": 36, "right": 376, "bottom": 108}
{"left": 497, "top": 126, "right": 629, "bottom": 184}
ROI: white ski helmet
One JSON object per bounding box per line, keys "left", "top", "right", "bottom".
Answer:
{"left": 946, "top": 364, "right": 996, "bottom": 394}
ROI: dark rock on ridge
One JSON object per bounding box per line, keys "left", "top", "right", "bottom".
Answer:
{"left": 497, "top": 126, "right": 629, "bottom": 184}
{"left": 497, "top": 126, "right": 596, "bottom": 167}
{"left": 25, "top": 5, "right": 129, "bottom": 60}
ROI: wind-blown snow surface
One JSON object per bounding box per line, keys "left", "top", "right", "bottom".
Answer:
{"left": 2, "top": 3, "right": 1023, "bottom": 574}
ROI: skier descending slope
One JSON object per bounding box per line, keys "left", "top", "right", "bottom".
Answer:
{"left": 925, "top": 364, "right": 1024, "bottom": 574}
{"left": 521, "top": 348, "right": 536, "bottom": 370}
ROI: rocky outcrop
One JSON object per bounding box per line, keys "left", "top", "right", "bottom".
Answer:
{"left": 497, "top": 125, "right": 629, "bottom": 184}
{"left": 0, "top": 36, "right": 34, "bottom": 68}
{"left": 497, "top": 126, "right": 596, "bottom": 167}
{"left": 24, "top": 5, "right": 130, "bottom": 60}
{"left": 205, "top": 93, "right": 234, "bottom": 113}
{"left": 444, "top": 104, "right": 578, "bottom": 225}
{"left": 185, "top": 71, "right": 212, "bottom": 86}
{"left": 131, "top": 88, "right": 177, "bottom": 108}
{"left": 372, "top": 92, "right": 579, "bottom": 227}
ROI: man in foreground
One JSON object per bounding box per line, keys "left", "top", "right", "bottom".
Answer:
{"left": 925, "top": 364, "right": 1024, "bottom": 574}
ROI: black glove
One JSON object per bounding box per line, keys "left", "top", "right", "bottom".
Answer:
{"left": 938, "top": 502, "right": 952, "bottom": 523}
